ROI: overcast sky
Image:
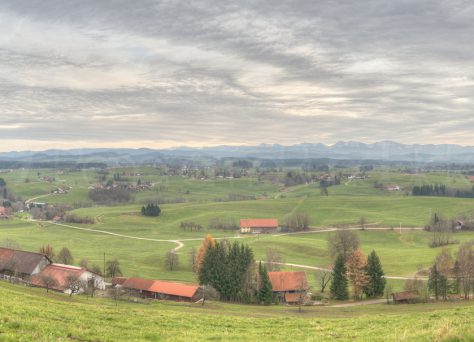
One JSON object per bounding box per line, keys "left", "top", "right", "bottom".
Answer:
{"left": 0, "top": 1, "right": 473, "bottom": 151}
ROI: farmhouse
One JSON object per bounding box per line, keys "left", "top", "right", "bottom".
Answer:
{"left": 0, "top": 247, "right": 51, "bottom": 281}
{"left": 119, "top": 277, "right": 201, "bottom": 302}
{"left": 268, "top": 271, "right": 308, "bottom": 303}
{"left": 240, "top": 219, "right": 278, "bottom": 234}
{"left": 32, "top": 264, "right": 105, "bottom": 294}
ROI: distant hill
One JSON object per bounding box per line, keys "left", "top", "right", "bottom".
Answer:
{"left": 2, "top": 141, "right": 474, "bottom": 164}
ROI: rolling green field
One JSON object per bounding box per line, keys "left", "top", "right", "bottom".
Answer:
{"left": 1, "top": 281, "right": 474, "bottom": 341}
{"left": 1, "top": 167, "right": 474, "bottom": 286}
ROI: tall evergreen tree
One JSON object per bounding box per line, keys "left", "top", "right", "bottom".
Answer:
{"left": 364, "top": 250, "right": 386, "bottom": 297}
{"left": 330, "top": 254, "right": 349, "bottom": 300}
{"left": 257, "top": 262, "right": 273, "bottom": 305}
{"left": 428, "top": 263, "right": 448, "bottom": 300}
{"left": 198, "top": 240, "right": 255, "bottom": 302}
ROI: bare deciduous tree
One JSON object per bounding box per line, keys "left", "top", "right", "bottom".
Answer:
{"left": 57, "top": 247, "right": 74, "bottom": 265}
{"left": 265, "top": 249, "right": 283, "bottom": 272}
{"left": 39, "top": 275, "right": 58, "bottom": 293}
{"left": 106, "top": 259, "right": 122, "bottom": 278}
{"left": 296, "top": 279, "right": 308, "bottom": 312}
{"left": 200, "top": 285, "right": 220, "bottom": 306}
{"left": 327, "top": 229, "right": 359, "bottom": 259}
{"left": 435, "top": 248, "right": 454, "bottom": 276}
{"left": 315, "top": 270, "right": 332, "bottom": 293}
{"left": 65, "top": 274, "right": 83, "bottom": 297}
{"left": 165, "top": 250, "right": 179, "bottom": 271}
{"left": 456, "top": 242, "right": 474, "bottom": 299}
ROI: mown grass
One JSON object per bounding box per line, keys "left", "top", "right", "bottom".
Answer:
{"left": 1, "top": 281, "right": 474, "bottom": 341}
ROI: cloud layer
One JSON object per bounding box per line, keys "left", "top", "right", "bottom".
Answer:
{"left": 0, "top": 0, "right": 473, "bottom": 151}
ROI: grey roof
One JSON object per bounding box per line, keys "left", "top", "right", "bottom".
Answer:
{"left": 0, "top": 247, "right": 51, "bottom": 275}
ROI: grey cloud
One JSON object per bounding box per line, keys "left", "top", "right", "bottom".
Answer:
{"left": 0, "top": 0, "right": 473, "bottom": 150}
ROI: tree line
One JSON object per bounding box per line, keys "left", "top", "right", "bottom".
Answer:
{"left": 327, "top": 230, "right": 386, "bottom": 300}
{"left": 412, "top": 184, "right": 447, "bottom": 196}
{"left": 194, "top": 235, "right": 273, "bottom": 304}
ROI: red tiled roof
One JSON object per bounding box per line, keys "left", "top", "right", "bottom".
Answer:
{"left": 112, "top": 277, "right": 128, "bottom": 286}
{"left": 148, "top": 281, "right": 199, "bottom": 298}
{"left": 122, "top": 277, "right": 156, "bottom": 291}
{"left": 118, "top": 277, "right": 199, "bottom": 298}
{"left": 240, "top": 219, "right": 278, "bottom": 228}
{"left": 31, "top": 264, "right": 85, "bottom": 291}
{"left": 268, "top": 271, "right": 308, "bottom": 292}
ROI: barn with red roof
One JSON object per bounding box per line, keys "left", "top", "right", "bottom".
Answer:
{"left": 268, "top": 271, "right": 309, "bottom": 304}
{"left": 240, "top": 219, "right": 278, "bottom": 234}
{"left": 117, "top": 277, "right": 201, "bottom": 302}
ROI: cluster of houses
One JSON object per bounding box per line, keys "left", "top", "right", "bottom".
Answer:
{"left": 0, "top": 247, "right": 309, "bottom": 304}
{"left": 0, "top": 247, "right": 104, "bottom": 294}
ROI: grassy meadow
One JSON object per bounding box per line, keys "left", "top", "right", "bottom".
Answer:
{"left": 1, "top": 167, "right": 474, "bottom": 286}
{"left": 1, "top": 281, "right": 474, "bottom": 341}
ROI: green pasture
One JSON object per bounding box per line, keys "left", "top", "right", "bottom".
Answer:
{"left": 1, "top": 281, "right": 474, "bottom": 341}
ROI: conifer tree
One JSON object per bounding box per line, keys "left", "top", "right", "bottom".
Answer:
{"left": 428, "top": 263, "right": 448, "bottom": 300}
{"left": 198, "top": 240, "right": 256, "bottom": 302}
{"left": 330, "top": 254, "right": 349, "bottom": 300}
{"left": 257, "top": 262, "right": 273, "bottom": 305}
{"left": 364, "top": 250, "right": 386, "bottom": 297}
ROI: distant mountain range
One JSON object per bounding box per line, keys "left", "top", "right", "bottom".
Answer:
{"left": 2, "top": 141, "right": 474, "bottom": 164}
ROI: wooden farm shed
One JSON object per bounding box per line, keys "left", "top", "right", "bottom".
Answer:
{"left": 120, "top": 277, "right": 201, "bottom": 302}
{"left": 392, "top": 291, "right": 419, "bottom": 304}
{"left": 268, "top": 271, "right": 308, "bottom": 303}
{"left": 240, "top": 219, "right": 278, "bottom": 234}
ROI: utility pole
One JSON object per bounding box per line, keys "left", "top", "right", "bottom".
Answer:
{"left": 103, "top": 252, "right": 106, "bottom": 278}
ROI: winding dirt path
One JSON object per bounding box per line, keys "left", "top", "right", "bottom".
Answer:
{"left": 30, "top": 219, "right": 184, "bottom": 251}
{"left": 28, "top": 218, "right": 425, "bottom": 279}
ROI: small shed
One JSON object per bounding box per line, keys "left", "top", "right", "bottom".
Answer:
{"left": 392, "top": 291, "right": 419, "bottom": 304}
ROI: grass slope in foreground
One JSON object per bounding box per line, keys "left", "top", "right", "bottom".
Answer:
{"left": 1, "top": 282, "right": 474, "bottom": 341}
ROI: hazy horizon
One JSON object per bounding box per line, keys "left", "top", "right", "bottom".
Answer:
{"left": 1, "top": 1, "right": 473, "bottom": 151}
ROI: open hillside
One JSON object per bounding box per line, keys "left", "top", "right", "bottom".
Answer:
{"left": 1, "top": 281, "right": 474, "bottom": 341}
